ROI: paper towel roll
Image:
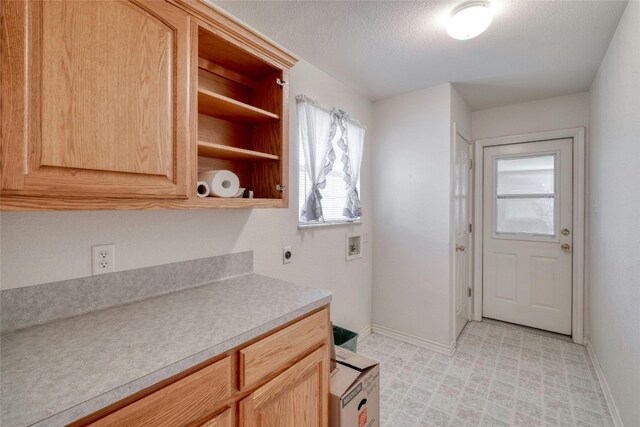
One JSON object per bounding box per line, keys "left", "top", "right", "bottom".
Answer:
{"left": 198, "top": 170, "right": 240, "bottom": 198}
{"left": 196, "top": 181, "right": 210, "bottom": 198}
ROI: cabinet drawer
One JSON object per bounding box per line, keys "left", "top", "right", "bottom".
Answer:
{"left": 239, "top": 308, "right": 329, "bottom": 389}
{"left": 89, "top": 356, "right": 231, "bottom": 427}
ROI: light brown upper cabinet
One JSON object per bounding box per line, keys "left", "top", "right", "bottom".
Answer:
{"left": 0, "top": 0, "right": 297, "bottom": 210}
{"left": 1, "top": 0, "right": 192, "bottom": 199}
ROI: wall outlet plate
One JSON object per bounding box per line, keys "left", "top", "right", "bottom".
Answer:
{"left": 346, "top": 233, "right": 362, "bottom": 261}
{"left": 92, "top": 244, "right": 115, "bottom": 275}
{"left": 283, "top": 246, "right": 292, "bottom": 264}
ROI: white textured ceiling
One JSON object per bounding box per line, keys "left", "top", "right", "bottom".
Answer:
{"left": 213, "top": 0, "right": 627, "bottom": 110}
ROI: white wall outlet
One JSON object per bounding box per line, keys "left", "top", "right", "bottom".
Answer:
{"left": 92, "top": 244, "right": 115, "bottom": 275}
{"left": 283, "top": 246, "right": 293, "bottom": 264}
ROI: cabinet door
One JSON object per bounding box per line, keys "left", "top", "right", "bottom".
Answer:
{"left": 200, "top": 408, "right": 233, "bottom": 427}
{"left": 239, "top": 346, "right": 329, "bottom": 427}
{"left": 1, "top": 0, "right": 191, "bottom": 198}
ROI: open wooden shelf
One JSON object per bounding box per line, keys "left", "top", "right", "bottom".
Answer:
{"left": 198, "top": 58, "right": 256, "bottom": 89}
{"left": 198, "top": 88, "right": 279, "bottom": 124}
{"left": 0, "top": 195, "right": 284, "bottom": 210}
{"left": 197, "top": 141, "right": 279, "bottom": 162}
{"left": 194, "top": 24, "right": 291, "bottom": 203}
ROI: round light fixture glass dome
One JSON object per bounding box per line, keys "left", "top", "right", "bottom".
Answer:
{"left": 447, "top": 0, "right": 493, "bottom": 40}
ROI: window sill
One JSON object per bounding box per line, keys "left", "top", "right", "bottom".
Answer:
{"left": 298, "top": 220, "right": 363, "bottom": 230}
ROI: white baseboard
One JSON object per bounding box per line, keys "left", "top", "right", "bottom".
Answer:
{"left": 585, "top": 338, "right": 624, "bottom": 427}
{"left": 370, "top": 324, "right": 455, "bottom": 356}
{"left": 357, "top": 324, "right": 372, "bottom": 341}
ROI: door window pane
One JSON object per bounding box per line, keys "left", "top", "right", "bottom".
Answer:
{"left": 495, "top": 154, "right": 556, "bottom": 236}
{"left": 497, "top": 155, "right": 554, "bottom": 195}
{"left": 496, "top": 198, "right": 554, "bottom": 235}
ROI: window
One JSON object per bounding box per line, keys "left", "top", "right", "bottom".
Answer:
{"left": 296, "top": 95, "right": 364, "bottom": 225}
{"left": 298, "top": 122, "right": 362, "bottom": 223}
{"left": 495, "top": 154, "right": 556, "bottom": 236}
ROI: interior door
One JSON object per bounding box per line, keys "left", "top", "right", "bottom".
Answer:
{"left": 482, "top": 139, "right": 573, "bottom": 334}
{"left": 454, "top": 133, "right": 472, "bottom": 338}
{"left": 1, "top": 0, "right": 191, "bottom": 198}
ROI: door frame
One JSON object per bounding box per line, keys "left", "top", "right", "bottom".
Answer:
{"left": 472, "top": 127, "right": 586, "bottom": 344}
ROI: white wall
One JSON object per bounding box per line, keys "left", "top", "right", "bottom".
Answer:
{"left": 451, "top": 85, "right": 472, "bottom": 141}
{"left": 471, "top": 92, "right": 590, "bottom": 140}
{"left": 371, "top": 83, "right": 453, "bottom": 349}
{"left": 588, "top": 2, "right": 640, "bottom": 425}
{"left": 0, "top": 60, "right": 374, "bottom": 335}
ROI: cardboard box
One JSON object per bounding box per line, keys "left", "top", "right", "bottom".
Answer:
{"left": 330, "top": 347, "right": 380, "bottom": 427}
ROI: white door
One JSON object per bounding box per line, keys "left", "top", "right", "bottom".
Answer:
{"left": 455, "top": 133, "right": 472, "bottom": 338}
{"left": 482, "top": 139, "right": 573, "bottom": 334}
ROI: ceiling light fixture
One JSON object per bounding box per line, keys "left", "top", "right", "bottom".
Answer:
{"left": 447, "top": 0, "right": 493, "bottom": 40}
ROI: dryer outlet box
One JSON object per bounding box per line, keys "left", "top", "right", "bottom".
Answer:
{"left": 346, "top": 233, "right": 362, "bottom": 261}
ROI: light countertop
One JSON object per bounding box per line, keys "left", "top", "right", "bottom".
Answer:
{"left": 0, "top": 273, "right": 331, "bottom": 427}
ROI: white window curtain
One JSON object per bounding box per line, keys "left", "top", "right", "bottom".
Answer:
{"left": 297, "top": 95, "right": 336, "bottom": 221}
{"left": 296, "top": 94, "right": 365, "bottom": 223}
{"left": 338, "top": 117, "right": 364, "bottom": 218}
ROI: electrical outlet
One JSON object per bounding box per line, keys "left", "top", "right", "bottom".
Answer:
{"left": 92, "top": 244, "right": 115, "bottom": 275}
{"left": 283, "top": 246, "right": 292, "bottom": 264}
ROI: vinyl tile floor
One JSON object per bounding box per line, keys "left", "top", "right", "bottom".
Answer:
{"left": 357, "top": 320, "right": 613, "bottom": 427}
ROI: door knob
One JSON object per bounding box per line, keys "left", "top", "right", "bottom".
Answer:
{"left": 561, "top": 243, "right": 571, "bottom": 251}
{"left": 456, "top": 245, "right": 465, "bottom": 252}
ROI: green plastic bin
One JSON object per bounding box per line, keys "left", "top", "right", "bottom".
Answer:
{"left": 333, "top": 325, "right": 358, "bottom": 353}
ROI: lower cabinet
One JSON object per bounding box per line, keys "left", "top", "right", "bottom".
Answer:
{"left": 86, "top": 357, "right": 231, "bottom": 427}
{"left": 72, "top": 307, "right": 330, "bottom": 427}
{"left": 238, "top": 346, "right": 329, "bottom": 427}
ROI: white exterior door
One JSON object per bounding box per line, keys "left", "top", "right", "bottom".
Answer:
{"left": 482, "top": 139, "right": 573, "bottom": 334}
{"left": 455, "top": 133, "right": 472, "bottom": 338}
